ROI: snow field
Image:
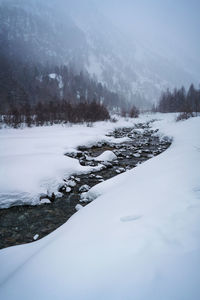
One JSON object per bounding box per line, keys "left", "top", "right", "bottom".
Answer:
{"left": 0, "top": 117, "right": 148, "bottom": 208}
{"left": 0, "top": 114, "right": 200, "bottom": 299}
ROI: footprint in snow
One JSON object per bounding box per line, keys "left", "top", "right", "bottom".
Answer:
{"left": 120, "top": 215, "right": 142, "bottom": 222}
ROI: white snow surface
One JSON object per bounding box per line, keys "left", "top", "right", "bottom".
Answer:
{"left": 0, "top": 114, "right": 200, "bottom": 299}
{"left": 49, "top": 73, "right": 64, "bottom": 89}
{"left": 0, "top": 118, "right": 140, "bottom": 208}
{"left": 93, "top": 150, "right": 117, "bottom": 162}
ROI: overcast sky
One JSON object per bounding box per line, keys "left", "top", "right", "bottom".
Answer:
{"left": 94, "top": 0, "right": 200, "bottom": 72}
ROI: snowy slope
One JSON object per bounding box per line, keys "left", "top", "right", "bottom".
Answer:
{"left": 0, "top": 114, "right": 200, "bottom": 299}
{"left": 0, "top": 0, "right": 197, "bottom": 107}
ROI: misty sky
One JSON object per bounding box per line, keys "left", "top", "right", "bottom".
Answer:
{"left": 1, "top": 0, "right": 199, "bottom": 77}
{"left": 94, "top": 0, "right": 200, "bottom": 72}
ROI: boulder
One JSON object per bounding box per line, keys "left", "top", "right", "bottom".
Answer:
{"left": 75, "top": 204, "right": 83, "bottom": 211}
{"left": 94, "top": 150, "right": 117, "bottom": 162}
{"left": 79, "top": 184, "right": 90, "bottom": 193}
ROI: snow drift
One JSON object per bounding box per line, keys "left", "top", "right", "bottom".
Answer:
{"left": 0, "top": 118, "right": 139, "bottom": 208}
{"left": 0, "top": 114, "right": 200, "bottom": 300}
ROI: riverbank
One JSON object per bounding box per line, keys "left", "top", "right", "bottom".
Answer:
{"left": 0, "top": 114, "right": 200, "bottom": 299}
{"left": 0, "top": 122, "right": 171, "bottom": 249}
{"left": 0, "top": 116, "right": 151, "bottom": 209}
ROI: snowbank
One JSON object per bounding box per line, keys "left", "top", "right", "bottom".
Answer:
{"left": 0, "top": 114, "right": 200, "bottom": 300}
{"left": 0, "top": 117, "right": 146, "bottom": 208}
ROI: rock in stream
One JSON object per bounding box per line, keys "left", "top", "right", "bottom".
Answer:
{"left": 0, "top": 122, "right": 171, "bottom": 249}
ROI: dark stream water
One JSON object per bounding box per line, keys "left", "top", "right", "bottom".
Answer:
{"left": 0, "top": 122, "right": 171, "bottom": 249}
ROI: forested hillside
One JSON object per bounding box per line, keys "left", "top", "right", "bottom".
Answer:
{"left": 0, "top": 0, "right": 197, "bottom": 110}
{"left": 156, "top": 84, "right": 200, "bottom": 114}
{"left": 0, "top": 54, "right": 124, "bottom": 113}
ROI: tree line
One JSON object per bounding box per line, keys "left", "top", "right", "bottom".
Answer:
{"left": 0, "top": 54, "right": 126, "bottom": 114}
{"left": 155, "top": 84, "right": 200, "bottom": 114}
{"left": 2, "top": 100, "right": 110, "bottom": 128}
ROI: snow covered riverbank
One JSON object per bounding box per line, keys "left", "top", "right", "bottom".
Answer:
{"left": 0, "top": 116, "right": 149, "bottom": 208}
{"left": 0, "top": 114, "right": 200, "bottom": 299}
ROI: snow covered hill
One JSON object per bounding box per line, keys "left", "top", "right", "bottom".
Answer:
{"left": 0, "top": 114, "right": 200, "bottom": 299}
{"left": 0, "top": 0, "right": 197, "bottom": 108}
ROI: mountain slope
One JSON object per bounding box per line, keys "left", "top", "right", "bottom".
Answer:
{"left": 0, "top": 0, "right": 197, "bottom": 108}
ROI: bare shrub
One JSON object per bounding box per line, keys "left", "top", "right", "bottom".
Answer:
{"left": 176, "top": 112, "right": 193, "bottom": 122}
{"left": 129, "top": 105, "right": 139, "bottom": 118}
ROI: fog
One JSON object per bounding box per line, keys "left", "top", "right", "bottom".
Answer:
{"left": 0, "top": 0, "right": 199, "bottom": 107}
{"left": 95, "top": 0, "right": 200, "bottom": 77}
{"left": 2, "top": 0, "right": 199, "bottom": 78}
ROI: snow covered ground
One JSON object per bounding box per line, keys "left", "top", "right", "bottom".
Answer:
{"left": 0, "top": 117, "right": 144, "bottom": 208}
{"left": 0, "top": 114, "right": 200, "bottom": 299}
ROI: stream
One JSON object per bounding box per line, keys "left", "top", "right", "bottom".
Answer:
{"left": 0, "top": 121, "right": 171, "bottom": 249}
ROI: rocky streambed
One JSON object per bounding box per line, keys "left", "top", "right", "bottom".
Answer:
{"left": 0, "top": 122, "right": 171, "bottom": 249}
